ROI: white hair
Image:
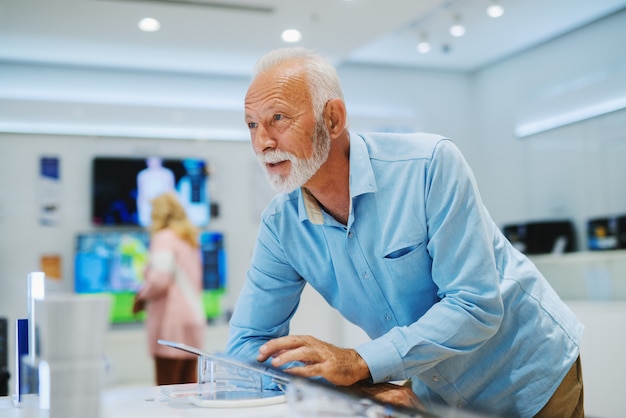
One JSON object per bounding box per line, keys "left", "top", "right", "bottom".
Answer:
{"left": 253, "top": 47, "right": 345, "bottom": 122}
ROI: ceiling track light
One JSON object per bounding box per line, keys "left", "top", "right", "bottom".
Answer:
{"left": 416, "top": 32, "right": 431, "bottom": 54}
{"left": 487, "top": 0, "right": 504, "bottom": 18}
{"left": 449, "top": 14, "right": 465, "bottom": 37}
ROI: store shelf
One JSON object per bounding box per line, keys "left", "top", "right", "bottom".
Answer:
{"left": 530, "top": 250, "right": 626, "bottom": 301}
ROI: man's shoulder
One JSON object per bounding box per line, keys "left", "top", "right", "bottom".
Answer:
{"left": 260, "top": 189, "right": 300, "bottom": 220}
{"left": 356, "top": 131, "right": 450, "bottom": 161}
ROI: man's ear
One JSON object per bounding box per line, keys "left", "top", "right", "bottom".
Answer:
{"left": 325, "top": 98, "right": 347, "bottom": 138}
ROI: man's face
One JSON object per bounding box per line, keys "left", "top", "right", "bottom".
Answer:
{"left": 245, "top": 64, "right": 331, "bottom": 193}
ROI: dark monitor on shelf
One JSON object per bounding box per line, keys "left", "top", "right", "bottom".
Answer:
{"left": 502, "top": 220, "right": 577, "bottom": 255}
{"left": 587, "top": 215, "right": 626, "bottom": 250}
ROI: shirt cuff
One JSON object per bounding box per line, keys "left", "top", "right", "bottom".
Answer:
{"left": 355, "top": 337, "right": 406, "bottom": 384}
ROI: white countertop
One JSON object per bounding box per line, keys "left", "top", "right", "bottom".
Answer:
{"left": 1, "top": 382, "right": 496, "bottom": 417}
{"left": 0, "top": 386, "right": 288, "bottom": 418}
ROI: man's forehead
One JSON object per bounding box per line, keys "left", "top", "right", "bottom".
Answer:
{"left": 246, "top": 69, "right": 311, "bottom": 107}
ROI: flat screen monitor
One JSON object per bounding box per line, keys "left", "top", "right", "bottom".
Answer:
{"left": 75, "top": 230, "right": 149, "bottom": 323}
{"left": 92, "top": 156, "right": 210, "bottom": 227}
{"left": 74, "top": 230, "right": 226, "bottom": 324}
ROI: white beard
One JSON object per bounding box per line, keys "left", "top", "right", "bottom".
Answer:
{"left": 257, "top": 121, "right": 332, "bottom": 193}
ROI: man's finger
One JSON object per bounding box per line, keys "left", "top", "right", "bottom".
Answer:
{"left": 269, "top": 345, "right": 318, "bottom": 368}
{"left": 257, "top": 335, "right": 314, "bottom": 361}
{"left": 283, "top": 364, "right": 322, "bottom": 379}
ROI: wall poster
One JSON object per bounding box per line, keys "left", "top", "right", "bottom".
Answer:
{"left": 39, "top": 156, "right": 61, "bottom": 226}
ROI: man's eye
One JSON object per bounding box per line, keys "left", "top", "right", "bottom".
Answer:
{"left": 248, "top": 122, "right": 258, "bottom": 129}
{"left": 273, "top": 114, "right": 283, "bottom": 121}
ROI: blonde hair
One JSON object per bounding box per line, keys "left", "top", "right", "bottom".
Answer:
{"left": 149, "top": 192, "right": 199, "bottom": 248}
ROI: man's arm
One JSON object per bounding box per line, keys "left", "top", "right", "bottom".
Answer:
{"left": 225, "top": 217, "right": 307, "bottom": 364}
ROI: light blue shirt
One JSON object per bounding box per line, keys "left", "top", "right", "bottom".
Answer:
{"left": 226, "top": 132, "right": 584, "bottom": 417}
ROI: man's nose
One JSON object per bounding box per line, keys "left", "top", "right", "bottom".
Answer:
{"left": 252, "top": 123, "right": 276, "bottom": 154}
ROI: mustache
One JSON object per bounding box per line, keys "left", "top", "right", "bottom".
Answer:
{"left": 257, "top": 149, "right": 296, "bottom": 164}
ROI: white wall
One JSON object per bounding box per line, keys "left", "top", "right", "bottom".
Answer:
{"left": 470, "top": 8, "right": 626, "bottom": 245}
{"left": 0, "top": 8, "right": 625, "bottom": 416}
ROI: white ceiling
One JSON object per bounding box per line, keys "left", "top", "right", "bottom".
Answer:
{"left": 1, "top": 0, "right": 626, "bottom": 76}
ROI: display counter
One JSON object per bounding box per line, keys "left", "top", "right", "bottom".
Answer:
{"left": 0, "top": 381, "right": 492, "bottom": 418}
{"left": 0, "top": 386, "right": 287, "bottom": 418}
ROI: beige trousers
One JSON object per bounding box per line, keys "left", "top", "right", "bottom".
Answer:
{"left": 534, "top": 356, "right": 584, "bottom": 418}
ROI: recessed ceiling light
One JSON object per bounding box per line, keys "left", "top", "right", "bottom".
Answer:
{"left": 450, "top": 24, "right": 465, "bottom": 37}
{"left": 281, "top": 29, "right": 302, "bottom": 43}
{"left": 417, "top": 41, "right": 431, "bottom": 54}
{"left": 487, "top": 1, "right": 504, "bottom": 18}
{"left": 138, "top": 17, "right": 161, "bottom": 32}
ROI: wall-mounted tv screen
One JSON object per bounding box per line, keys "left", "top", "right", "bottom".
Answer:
{"left": 92, "top": 156, "right": 209, "bottom": 227}
{"left": 74, "top": 230, "right": 226, "bottom": 324}
{"left": 75, "top": 230, "right": 149, "bottom": 324}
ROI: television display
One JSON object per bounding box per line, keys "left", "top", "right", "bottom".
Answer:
{"left": 92, "top": 156, "right": 210, "bottom": 227}
{"left": 200, "top": 231, "right": 226, "bottom": 320}
{"left": 587, "top": 215, "right": 626, "bottom": 250}
{"left": 502, "top": 220, "right": 577, "bottom": 255}
{"left": 74, "top": 230, "right": 226, "bottom": 324}
{"left": 75, "top": 230, "right": 149, "bottom": 324}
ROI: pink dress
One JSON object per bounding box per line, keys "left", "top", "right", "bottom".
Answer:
{"left": 137, "top": 229, "right": 205, "bottom": 359}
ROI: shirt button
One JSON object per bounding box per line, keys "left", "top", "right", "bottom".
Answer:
{"left": 385, "top": 314, "right": 391, "bottom": 321}
{"left": 348, "top": 232, "right": 353, "bottom": 238}
{"left": 432, "top": 376, "right": 439, "bottom": 382}
{"left": 363, "top": 272, "right": 369, "bottom": 279}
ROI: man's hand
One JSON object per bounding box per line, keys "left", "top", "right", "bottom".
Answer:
{"left": 345, "top": 381, "right": 425, "bottom": 411}
{"left": 256, "top": 335, "right": 370, "bottom": 386}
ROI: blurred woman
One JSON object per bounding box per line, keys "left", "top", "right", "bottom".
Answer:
{"left": 132, "top": 191, "right": 205, "bottom": 385}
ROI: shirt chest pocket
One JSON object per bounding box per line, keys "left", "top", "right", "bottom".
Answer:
{"left": 381, "top": 239, "right": 435, "bottom": 301}
{"left": 382, "top": 224, "right": 428, "bottom": 261}
{"left": 383, "top": 239, "right": 428, "bottom": 264}
{"left": 380, "top": 224, "right": 430, "bottom": 277}
{"left": 379, "top": 204, "right": 428, "bottom": 263}
{"left": 385, "top": 244, "right": 421, "bottom": 259}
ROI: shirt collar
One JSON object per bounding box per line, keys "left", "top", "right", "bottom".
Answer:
{"left": 348, "top": 132, "right": 378, "bottom": 197}
{"left": 298, "top": 132, "right": 377, "bottom": 225}
{"left": 300, "top": 188, "right": 325, "bottom": 224}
